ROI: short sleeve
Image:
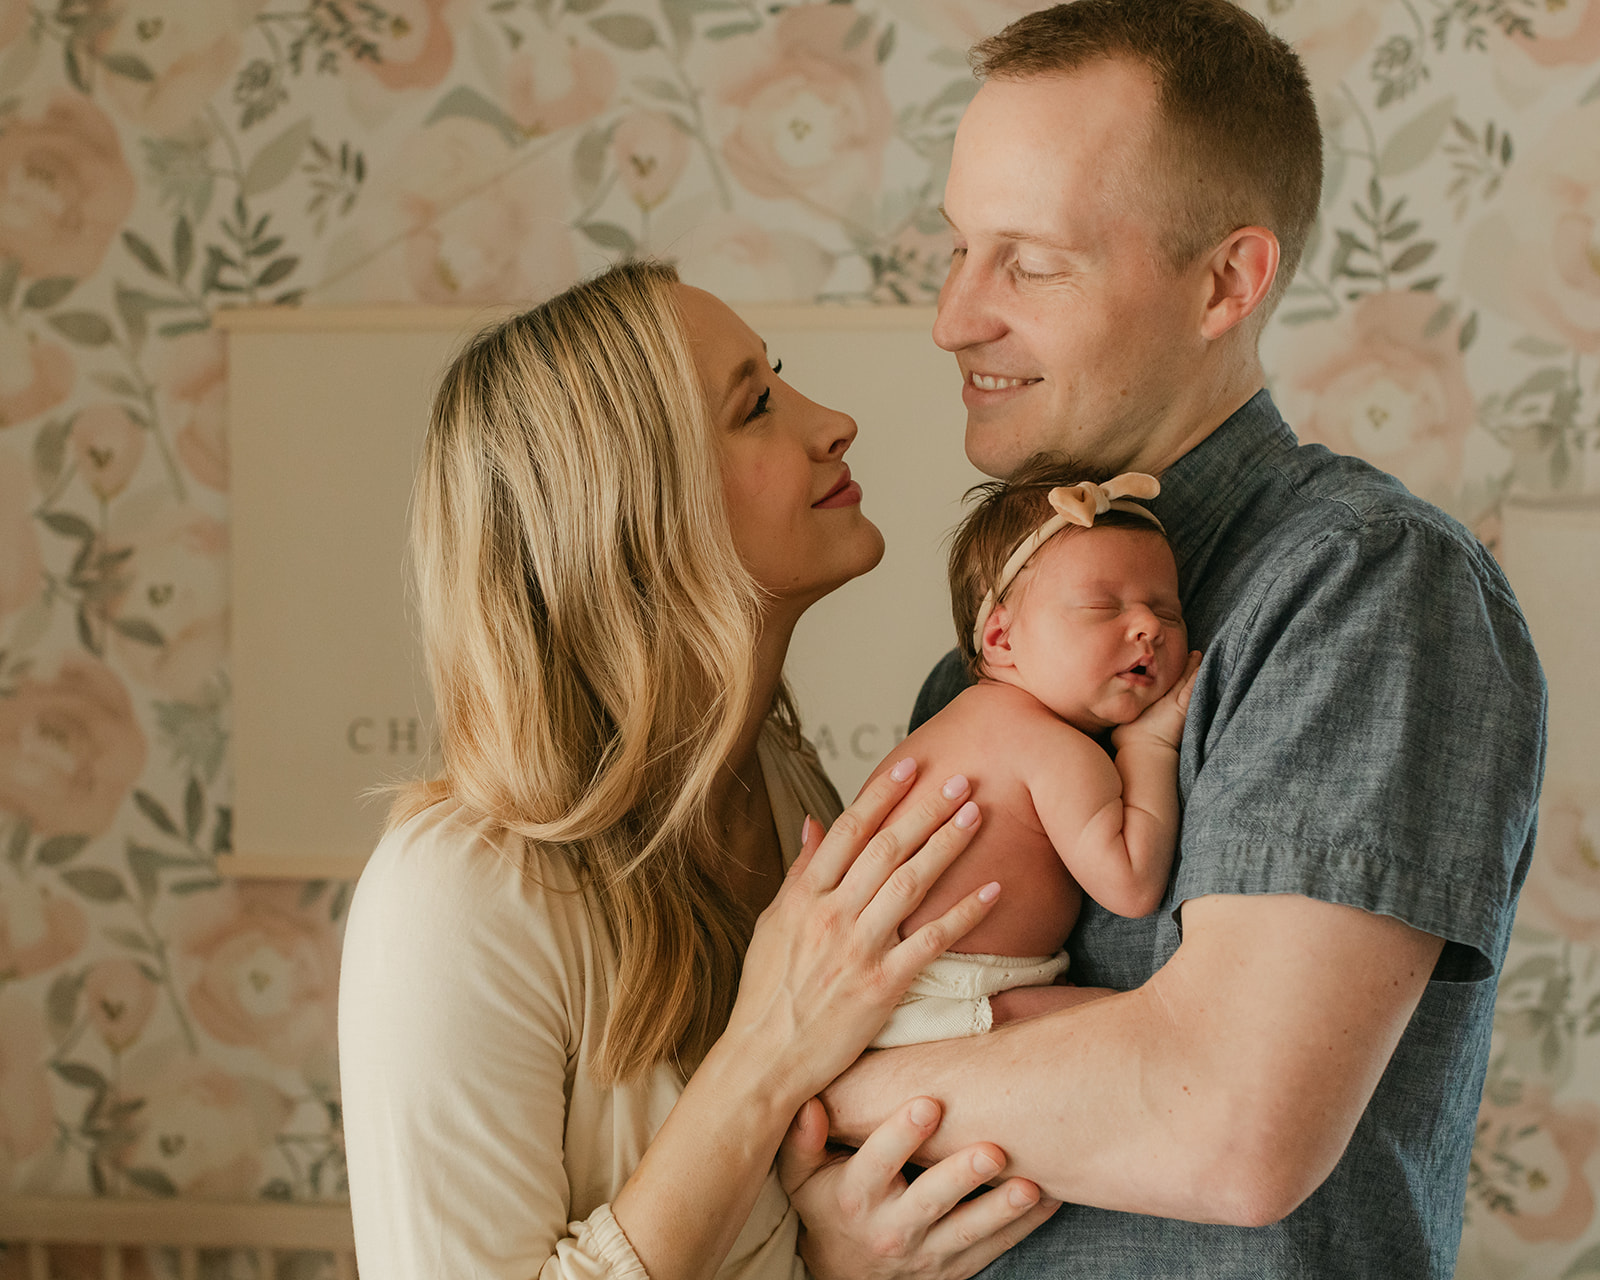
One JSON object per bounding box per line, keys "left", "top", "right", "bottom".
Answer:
{"left": 1175, "top": 516, "right": 1546, "bottom": 980}
{"left": 338, "top": 811, "right": 648, "bottom": 1280}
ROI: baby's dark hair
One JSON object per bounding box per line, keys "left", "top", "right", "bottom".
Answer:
{"left": 949, "top": 453, "right": 1171, "bottom": 677}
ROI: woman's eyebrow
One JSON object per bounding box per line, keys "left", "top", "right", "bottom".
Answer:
{"left": 720, "top": 342, "right": 771, "bottom": 405}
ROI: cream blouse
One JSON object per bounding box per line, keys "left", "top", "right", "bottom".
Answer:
{"left": 339, "top": 724, "right": 844, "bottom": 1279}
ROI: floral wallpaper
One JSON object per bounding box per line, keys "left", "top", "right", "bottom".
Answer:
{"left": 0, "top": 0, "right": 1596, "bottom": 1275}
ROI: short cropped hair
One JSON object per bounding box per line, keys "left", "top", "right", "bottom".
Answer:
{"left": 949, "top": 454, "right": 1172, "bottom": 677}
{"left": 972, "top": 0, "right": 1322, "bottom": 317}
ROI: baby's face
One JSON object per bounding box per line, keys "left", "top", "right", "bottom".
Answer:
{"left": 1000, "top": 525, "right": 1186, "bottom": 733}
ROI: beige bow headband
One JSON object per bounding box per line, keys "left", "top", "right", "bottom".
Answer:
{"left": 971, "top": 473, "right": 1165, "bottom": 651}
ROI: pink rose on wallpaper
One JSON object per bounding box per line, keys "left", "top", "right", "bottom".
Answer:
{"left": 157, "top": 331, "right": 228, "bottom": 493}
{"left": 1462, "top": 101, "right": 1600, "bottom": 353}
{"left": 1266, "top": 291, "right": 1472, "bottom": 507}
{"left": 504, "top": 35, "right": 617, "bottom": 137}
{"left": 613, "top": 111, "right": 690, "bottom": 211}
{"left": 350, "top": 0, "right": 455, "bottom": 91}
{"left": 880, "top": 0, "right": 1048, "bottom": 50}
{"left": 72, "top": 403, "right": 145, "bottom": 500}
{"left": 1478, "top": 1087, "right": 1600, "bottom": 1243}
{"left": 0, "top": 318, "right": 73, "bottom": 431}
{"left": 90, "top": 0, "right": 264, "bottom": 135}
{"left": 84, "top": 956, "right": 159, "bottom": 1052}
{"left": 0, "top": 449, "right": 43, "bottom": 622}
{"left": 106, "top": 507, "right": 227, "bottom": 700}
{"left": 385, "top": 117, "right": 577, "bottom": 304}
{"left": 0, "top": 868, "right": 88, "bottom": 981}
{"left": 177, "top": 884, "right": 339, "bottom": 1069}
{"left": 707, "top": 5, "right": 894, "bottom": 214}
{"left": 0, "top": 92, "right": 135, "bottom": 279}
{"left": 0, "top": 990, "right": 53, "bottom": 1184}
{"left": 113, "top": 1046, "right": 293, "bottom": 1199}
{"left": 0, "top": 655, "right": 146, "bottom": 837}
{"left": 659, "top": 206, "right": 835, "bottom": 303}
{"left": 1520, "top": 789, "right": 1600, "bottom": 943}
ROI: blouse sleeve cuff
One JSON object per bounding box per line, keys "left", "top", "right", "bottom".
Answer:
{"left": 568, "top": 1203, "right": 651, "bottom": 1280}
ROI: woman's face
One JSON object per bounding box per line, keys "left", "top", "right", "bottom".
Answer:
{"left": 678, "top": 284, "right": 885, "bottom": 616}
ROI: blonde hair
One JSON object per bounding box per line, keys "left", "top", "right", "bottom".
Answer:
{"left": 395, "top": 259, "right": 798, "bottom": 1083}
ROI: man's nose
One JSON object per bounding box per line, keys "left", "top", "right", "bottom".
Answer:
{"left": 933, "top": 254, "right": 1005, "bottom": 353}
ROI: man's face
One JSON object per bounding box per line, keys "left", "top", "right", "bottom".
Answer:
{"left": 935, "top": 61, "right": 1212, "bottom": 478}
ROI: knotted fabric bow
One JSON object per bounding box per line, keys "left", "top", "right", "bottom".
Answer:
{"left": 971, "top": 472, "right": 1165, "bottom": 652}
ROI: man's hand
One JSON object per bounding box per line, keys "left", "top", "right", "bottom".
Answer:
{"left": 778, "top": 1095, "right": 1058, "bottom": 1279}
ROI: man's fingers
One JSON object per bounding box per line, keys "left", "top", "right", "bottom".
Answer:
{"left": 777, "top": 1097, "right": 830, "bottom": 1196}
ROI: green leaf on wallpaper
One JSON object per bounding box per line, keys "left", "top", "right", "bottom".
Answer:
{"left": 590, "top": 13, "right": 660, "bottom": 50}
{"left": 564, "top": 0, "right": 608, "bottom": 12}
{"left": 174, "top": 216, "right": 193, "bottom": 283}
{"left": 115, "top": 284, "right": 148, "bottom": 352}
{"left": 40, "top": 510, "right": 95, "bottom": 542}
{"left": 573, "top": 123, "right": 612, "bottom": 201}
{"left": 122, "top": 230, "right": 166, "bottom": 280}
{"left": 1514, "top": 335, "right": 1569, "bottom": 358}
{"left": 1378, "top": 96, "right": 1458, "bottom": 177}
{"left": 705, "top": 21, "right": 759, "bottom": 39}
{"left": 213, "top": 806, "right": 232, "bottom": 855}
{"left": 876, "top": 24, "right": 897, "bottom": 64}
{"left": 36, "top": 835, "right": 90, "bottom": 867}
{"left": 1423, "top": 301, "right": 1457, "bottom": 339}
{"left": 61, "top": 867, "right": 129, "bottom": 903}
{"left": 46, "top": 970, "right": 83, "bottom": 1042}
{"left": 1561, "top": 1242, "right": 1600, "bottom": 1278}
{"left": 32, "top": 416, "right": 72, "bottom": 489}
{"left": 424, "top": 86, "right": 524, "bottom": 149}
{"left": 185, "top": 777, "right": 204, "bottom": 842}
{"left": 5, "top": 818, "right": 30, "bottom": 873}
{"left": 1580, "top": 76, "right": 1600, "bottom": 107}
{"left": 92, "top": 372, "right": 141, "bottom": 398}
{"left": 101, "top": 52, "right": 155, "bottom": 83}
{"left": 1389, "top": 240, "right": 1436, "bottom": 273}
{"left": 51, "top": 1060, "right": 106, "bottom": 1093}
{"left": 634, "top": 76, "right": 689, "bottom": 105}
{"left": 124, "top": 1168, "right": 179, "bottom": 1198}
{"left": 243, "top": 117, "right": 315, "bottom": 198}
{"left": 842, "top": 13, "right": 873, "bottom": 50}
{"left": 0, "top": 257, "right": 19, "bottom": 309}
{"left": 48, "top": 310, "right": 114, "bottom": 346}
{"left": 580, "top": 222, "right": 637, "bottom": 255}
{"left": 255, "top": 256, "right": 299, "bottom": 288}
{"left": 103, "top": 926, "right": 155, "bottom": 954}
{"left": 111, "top": 617, "right": 165, "bottom": 647}
{"left": 1277, "top": 308, "right": 1337, "bottom": 326}
{"left": 1459, "top": 310, "right": 1479, "bottom": 351}
{"left": 23, "top": 276, "right": 77, "bottom": 310}
{"left": 127, "top": 843, "right": 168, "bottom": 902}
{"left": 169, "top": 878, "right": 222, "bottom": 895}
{"left": 134, "top": 790, "right": 179, "bottom": 837}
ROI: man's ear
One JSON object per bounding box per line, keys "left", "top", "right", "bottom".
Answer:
{"left": 1199, "top": 226, "right": 1278, "bottom": 341}
{"left": 980, "top": 602, "right": 1017, "bottom": 670}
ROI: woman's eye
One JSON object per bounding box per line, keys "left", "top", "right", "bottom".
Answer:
{"left": 745, "top": 387, "right": 772, "bottom": 423}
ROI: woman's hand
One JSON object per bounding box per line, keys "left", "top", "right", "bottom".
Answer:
{"left": 724, "top": 760, "right": 1000, "bottom": 1105}
{"left": 778, "top": 1096, "right": 1059, "bottom": 1279}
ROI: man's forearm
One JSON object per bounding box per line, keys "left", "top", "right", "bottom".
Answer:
{"left": 821, "top": 893, "right": 1443, "bottom": 1226}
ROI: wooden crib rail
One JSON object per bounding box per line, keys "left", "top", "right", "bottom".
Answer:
{"left": 0, "top": 1197, "right": 355, "bottom": 1280}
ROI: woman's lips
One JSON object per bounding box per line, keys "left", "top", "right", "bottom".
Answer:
{"left": 813, "top": 471, "right": 862, "bottom": 508}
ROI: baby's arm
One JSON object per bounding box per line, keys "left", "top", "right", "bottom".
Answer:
{"left": 1030, "top": 652, "right": 1200, "bottom": 918}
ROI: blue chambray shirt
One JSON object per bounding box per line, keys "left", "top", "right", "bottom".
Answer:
{"left": 911, "top": 391, "right": 1547, "bottom": 1279}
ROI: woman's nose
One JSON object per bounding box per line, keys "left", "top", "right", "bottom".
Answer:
{"left": 816, "top": 404, "right": 857, "bottom": 457}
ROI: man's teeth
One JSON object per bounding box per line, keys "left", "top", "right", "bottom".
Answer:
{"left": 970, "top": 373, "right": 1036, "bottom": 391}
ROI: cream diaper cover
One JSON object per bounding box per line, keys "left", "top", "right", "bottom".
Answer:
{"left": 870, "top": 949, "right": 1071, "bottom": 1048}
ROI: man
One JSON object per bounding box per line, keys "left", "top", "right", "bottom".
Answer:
{"left": 781, "top": 1, "right": 1547, "bottom": 1275}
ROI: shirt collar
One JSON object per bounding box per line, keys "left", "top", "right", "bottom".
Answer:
{"left": 1148, "top": 388, "right": 1297, "bottom": 570}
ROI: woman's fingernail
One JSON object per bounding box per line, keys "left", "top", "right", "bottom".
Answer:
{"left": 954, "top": 801, "right": 980, "bottom": 829}
{"left": 973, "top": 1151, "right": 1002, "bottom": 1177}
{"left": 941, "top": 774, "right": 968, "bottom": 799}
{"left": 800, "top": 815, "right": 815, "bottom": 845}
{"left": 978, "top": 881, "right": 1000, "bottom": 903}
{"left": 890, "top": 758, "right": 916, "bottom": 782}
{"left": 909, "top": 1097, "right": 939, "bottom": 1127}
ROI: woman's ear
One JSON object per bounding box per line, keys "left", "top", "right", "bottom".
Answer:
{"left": 980, "top": 603, "right": 1017, "bottom": 671}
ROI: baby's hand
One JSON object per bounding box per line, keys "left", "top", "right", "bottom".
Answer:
{"left": 1112, "top": 650, "right": 1201, "bottom": 754}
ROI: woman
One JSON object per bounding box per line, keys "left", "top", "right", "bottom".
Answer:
{"left": 338, "top": 261, "right": 1051, "bottom": 1279}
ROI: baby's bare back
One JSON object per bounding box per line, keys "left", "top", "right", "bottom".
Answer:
{"left": 873, "top": 684, "right": 1089, "bottom": 959}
